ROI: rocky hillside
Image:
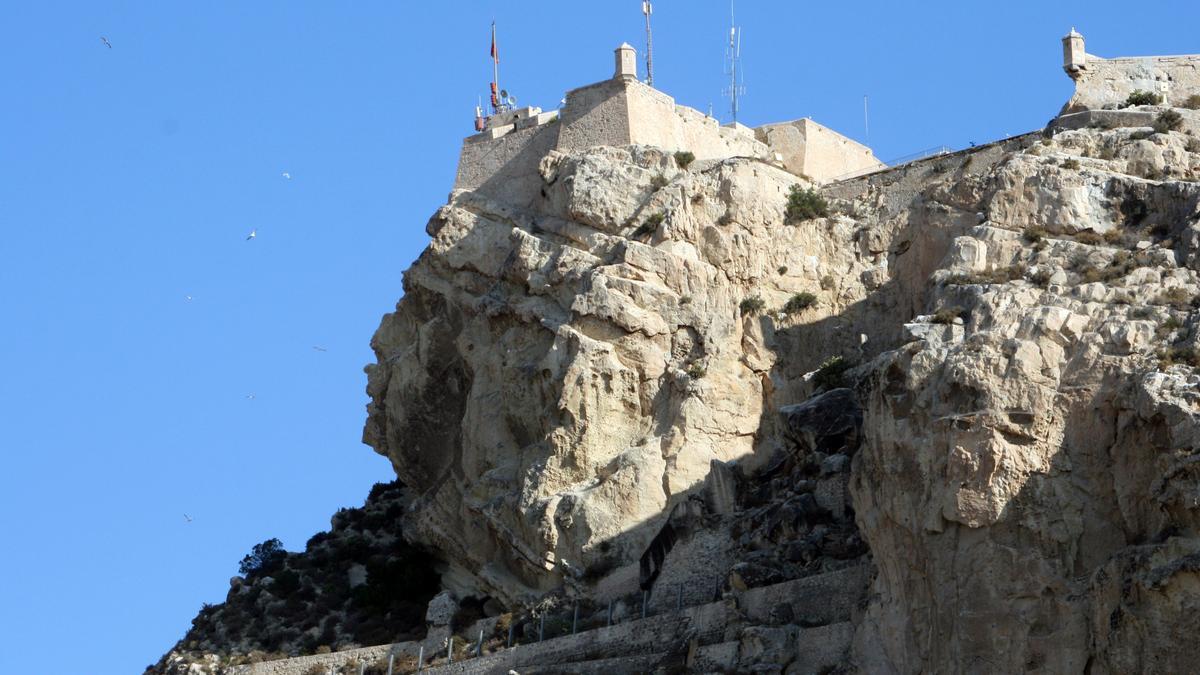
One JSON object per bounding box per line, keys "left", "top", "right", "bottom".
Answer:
{"left": 149, "top": 481, "right": 438, "bottom": 673}
{"left": 155, "top": 102, "right": 1200, "bottom": 672}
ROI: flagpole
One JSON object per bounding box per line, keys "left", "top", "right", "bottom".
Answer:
{"left": 491, "top": 22, "right": 501, "bottom": 114}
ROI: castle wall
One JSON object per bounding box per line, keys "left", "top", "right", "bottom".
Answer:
{"left": 675, "top": 105, "right": 765, "bottom": 160}
{"left": 757, "top": 118, "right": 885, "bottom": 182}
{"left": 556, "top": 79, "right": 634, "bottom": 153}
{"left": 1066, "top": 54, "right": 1200, "bottom": 111}
{"left": 454, "top": 120, "right": 561, "bottom": 208}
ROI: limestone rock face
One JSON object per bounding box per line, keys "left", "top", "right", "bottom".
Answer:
{"left": 364, "top": 146, "right": 901, "bottom": 603}
{"left": 843, "top": 127, "right": 1200, "bottom": 673}
{"left": 366, "top": 119, "right": 1200, "bottom": 670}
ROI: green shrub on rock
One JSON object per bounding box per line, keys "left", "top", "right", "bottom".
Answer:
{"left": 931, "top": 307, "right": 965, "bottom": 324}
{"left": 783, "top": 292, "right": 818, "bottom": 314}
{"left": 785, "top": 185, "right": 829, "bottom": 223}
{"left": 812, "top": 356, "right": 853, "bottom": 391}
{"left": 239, "top": 539, "right": 287, "bottom": 577}
{"left": 1153, "top": 109, "right": 1184, "bottom": 134}
{"left": 739, "top": 295, "right": 765, "bottom": 315}
{"left": 1125, "top": 90, "right": 1162, "bottom": 107}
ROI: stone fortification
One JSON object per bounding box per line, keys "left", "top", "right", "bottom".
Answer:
{"left": 1063, "top": 29, "right": 1200, "bottom": 111}
{"left": 758, "top": 118, "right": 883, "bottom": 182}
{"left": 455, "top": 43, "right": 883, "bottom": 207}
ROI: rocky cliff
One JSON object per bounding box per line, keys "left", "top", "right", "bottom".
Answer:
{"left": 364, "top": 105, "right": 1200, "bottom": 671}
{"left": 155, "top": 102, "right": 1200, "bottom": 672}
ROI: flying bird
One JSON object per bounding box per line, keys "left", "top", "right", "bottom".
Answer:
{"left": 245, "top": 229, "right": 256, "bottom": 241}
{"left": 245, "top": 393, "right": 256, "bottom": 400}
{"left": 100, "top": 36, "right": 112, "bottom": 49}
{"left": 185, "top": 295, "right": 193, "bottom": 302}
{"left": 281, "top": 172, "right": 291, "bottom": 180}
{"left": 312, "top": 346, "right": 327, "bottom": 352}
{"left": 183, "top": 514, "right": 193, "bottom": 523}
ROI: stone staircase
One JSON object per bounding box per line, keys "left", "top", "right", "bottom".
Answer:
{"left": 231, "top": 564, "right": 870, "bottom": 675}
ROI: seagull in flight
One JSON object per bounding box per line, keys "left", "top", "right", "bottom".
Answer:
{"left": 183, "top": 514, "right": 193, "bottom": 523}
{"left": 281, "top": 172, "right": 291, "bottom": 180}
{"left": 245, "top": 393, "right": 256, "bottom": 400}
{"left": 312, "top": 346, "right": 327, "bottom": 352}
{"left": 246, "top": 229, "right": 256, "bottom": 241}
{"left": 100, "top": 36, "right": 112, "bottom": 49}
{"left": 185, "top": 295, "right": 193, "bottom": 302}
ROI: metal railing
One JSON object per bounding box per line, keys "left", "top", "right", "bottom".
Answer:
{"left": 397, "top": 576, "right": 723, "bottom": 673}
{"left": 881, "top": 145, "right": 954, "bottom": 166}
{"left": 824, "top": 144, "right": 955, "bottom": 184}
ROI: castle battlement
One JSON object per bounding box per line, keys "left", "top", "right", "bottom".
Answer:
{"left": 454, "top": 43, "right": 884, "bottom": 206}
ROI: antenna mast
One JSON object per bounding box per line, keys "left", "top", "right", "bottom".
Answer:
{"left": 723, "top": 1, "right": 745, "bottom": 124}
{"left": 863, "top": 94, "right": 870, "bottom": 140}
{"left": 642, "top": 1, "right": 654, "bottom": 86}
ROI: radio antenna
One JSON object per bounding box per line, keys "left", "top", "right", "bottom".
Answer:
{"left": 864, "top": 94, "right": 870, "bottom": 140}
{"left": 642, "top": 1, "right": 654, "bottom": 86}
{"left": 723, "top": 1, "right": 745, "bottom": 124}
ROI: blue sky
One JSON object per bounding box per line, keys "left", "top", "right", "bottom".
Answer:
{"left": 0, "top": 2, "right": 1196, "bottom": 672}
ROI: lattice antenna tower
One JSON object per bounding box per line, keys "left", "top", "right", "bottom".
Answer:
{"left": 723, "top": 1, "right": 745, "bottom": 124}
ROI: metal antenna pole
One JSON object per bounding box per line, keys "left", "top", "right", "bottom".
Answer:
{"left": 723, "top": 0, "right": 744, "bottom": 124}
{"left": 643, "top": 1, "right": 654, "bottom": 86}
{"left": 864, "top": 95, "right": 870, "bottom": 140}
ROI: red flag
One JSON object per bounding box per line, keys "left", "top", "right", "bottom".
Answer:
{"left": 490, "top": 22, "right": 498, "bottom": 63}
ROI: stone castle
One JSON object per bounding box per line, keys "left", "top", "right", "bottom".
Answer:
{"left": 457, "top": 29, "right": 1200, "bottom": 209}
{"left": 455, "top": 42, "right": 885, "bottom": 205}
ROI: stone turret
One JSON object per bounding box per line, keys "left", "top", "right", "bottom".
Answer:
{"left": 615, "top": 42, "right": 637, "bottom": 79}
{"left": 1062, "top": 27, "right": 1087, "bottom": 78}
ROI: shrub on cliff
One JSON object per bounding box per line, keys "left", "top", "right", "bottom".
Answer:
{"left": 931, "top": 307, "right": 966, "bottom": 324}
{"left": 1125, "top": 90, "right": 1162, "bottom": 107}
{"left": 812, "top": 356, "right": 853, "bottom": 391}
{"left": 1159, "top": 345, "right": 1200, "bottom": 369}
{"left": 239, "top": 538, "right": 287, "bottom": 577}
{"left": 270, "top": 568, "right": 302, "bottom": 597}
{"left": 785, "top": 185, "right": 829, "bottom": 222}
{"left": 673, "top": 150, "right": 695, "bottom": 169}
{"left": 783, "top": 292, "right": 818, "bottom": 314}
{"left": 633, "top": 212, "right": 665, "bottom": 239}
{"left": 1184, "top": 95, "right": 1200, "bottom": 110}
{"left": 1153, "top": 109, "right": 1184, "bottom": 134}
{"left": 739, "top": 295, "right": 765, "bottom": 315}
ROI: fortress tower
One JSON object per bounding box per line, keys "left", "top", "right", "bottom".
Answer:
{"left": 1062, "top": 28, "right": 1087, "bottom": 79}
{"left": 615, "top": 42, "right": 638, "bottom": 80}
